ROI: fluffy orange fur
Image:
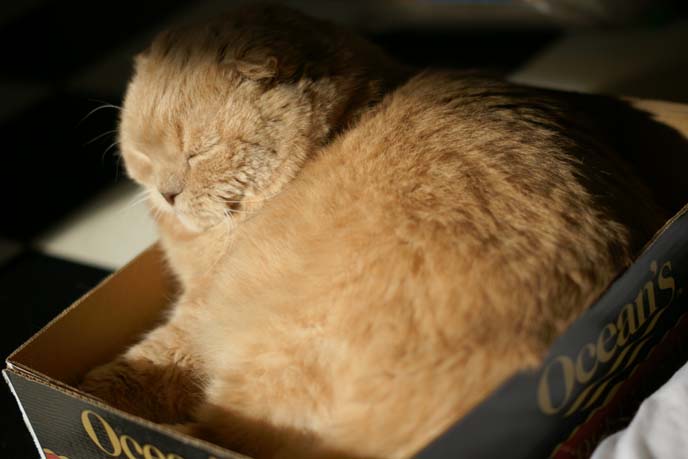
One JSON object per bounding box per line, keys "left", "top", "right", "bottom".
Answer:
{"left": 81, "top": 4, "right": 669, "bottom": 458}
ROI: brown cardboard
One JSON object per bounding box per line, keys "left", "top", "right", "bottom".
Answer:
{"left": 4, "top": 98, "right": 688, "bottom": 459}
{"left": 4, "top": 246, "right": 244, "bottom": 459}
{"left": 629, "top": 98, "right": 688, "bottom": 137}
{"left": 8, "top": 245, "right": 175, "bottom": 386}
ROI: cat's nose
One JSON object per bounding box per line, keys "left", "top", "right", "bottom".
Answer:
{"left": 162, "top": 191, "right": 180, "bottom": 206}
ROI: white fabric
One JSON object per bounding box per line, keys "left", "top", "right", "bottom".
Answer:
{"left": 591, "top": 361, "right": 688, "bottom": 459}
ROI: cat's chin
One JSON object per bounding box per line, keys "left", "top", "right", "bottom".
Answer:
{"left": 176, "top": 214, "right": 204, "bottom": 233}
{"left": 174, "top": 212, "right": 212, "bottom": 234}
{"left": 175, "top": 210, "right": 235, "bottom": 235}
{"left": 153, "top": 204, "right": 218, "bottom": 235}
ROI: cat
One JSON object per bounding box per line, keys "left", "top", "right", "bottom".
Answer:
{"left": 80, "top": 4, "right": 672, "bottom": 459}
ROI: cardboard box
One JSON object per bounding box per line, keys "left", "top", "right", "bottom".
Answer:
{"left": 5, "top": 99, "right": 688, "bottom": 459}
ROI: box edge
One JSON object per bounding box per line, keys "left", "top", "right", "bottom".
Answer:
{"left": 5, "top": 243, "right": 162, "bottom": 367}
{"left": 4, "top": 366, "right": 249, "bottom": 459}
{"left": 3, "top": 368, "right": 48, "bottom": 459}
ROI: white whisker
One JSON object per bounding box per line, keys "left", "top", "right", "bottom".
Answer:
{"left": 102, "top": 140, "right": 120, "bottom": 161}
{"left": 114, "top": 156, "right": 124, "bottom": 181}
{"left": 225, "top": 207, "right": 259, "bottom": 215}
{"left": 88, "top": 98, "right": 122, "bottom": 110}
{"left": 131, "top": 188, "right": 149, "bottom": 198}
{"left": 77, "top": 103, "right": 122, "bottom": 126}
{"left": 202, "top": 210, "right": 236, "bottom": 277}
{"left": 118, "top": 190, "right": 152, "bottom": 214}
{"left": 218, "top": 189, "right": 284, "bottom": 205}
{"left": 151, "top": 205, "right": 163, "bottom": 221}
{"left": 129, "top": 195, "right": 152, "bottom": 208}
{"left": 84, "top": 129, "right": 118, "bottom": 146}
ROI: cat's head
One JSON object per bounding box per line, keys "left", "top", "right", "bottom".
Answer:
{"left": 119, "top": 3, "right": 406, "bottom": 232}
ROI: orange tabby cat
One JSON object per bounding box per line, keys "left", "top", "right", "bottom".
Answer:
{"left": 81, "top": 4, "right": 669, "bottom": 458}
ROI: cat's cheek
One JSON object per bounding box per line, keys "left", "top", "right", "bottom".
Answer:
{"left": 122, "top": 150, "right": 153, "bottom": 183}
{"left": 175, "top": 211, "right": 205, "bottom": 234}
{"left": 186, "top": 200, "right": 235, "bottom": 232}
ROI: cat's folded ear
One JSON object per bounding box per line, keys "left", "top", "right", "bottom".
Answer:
{"left": 223, "top": 47, "right": 281, "bottom": 81}
{"left": 219, "top": 35, "right": 303, "bottom": 82}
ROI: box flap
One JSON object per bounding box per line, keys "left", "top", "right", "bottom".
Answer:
{"left": 6, "top": 244, "right": 177, "bottom": 386}
{"left": 629, "top": 98, "right": 688, "bottom": 137}
{"left": 623, "top": 98, "right": 688, "bottom": 216}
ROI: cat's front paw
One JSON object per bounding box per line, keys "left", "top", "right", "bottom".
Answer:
{"left": 79, "top": 359, "right": 154, "bottom": 419}
{"left": 159, "top": 422, "right": 201, "bottom": 437}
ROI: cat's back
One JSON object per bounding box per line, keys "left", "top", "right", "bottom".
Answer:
{"left": 200, "top": 72, "right": 666, "bottom": 459}
{"left": 216, "top": 72, "right": 666, "bottom": 391}
{"left": 310, "top": 71, "right": 663, "bottom": 279}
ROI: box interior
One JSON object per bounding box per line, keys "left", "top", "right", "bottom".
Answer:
{"left": 7, "top": 245, "right": 177, "bottom": 387}
{"left": 4, "top": 97, "right": 688, "bottom": 459}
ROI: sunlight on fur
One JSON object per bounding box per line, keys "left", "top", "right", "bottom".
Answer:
{"left": 80, "top": 4, "right": 673, "bottom": 458}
